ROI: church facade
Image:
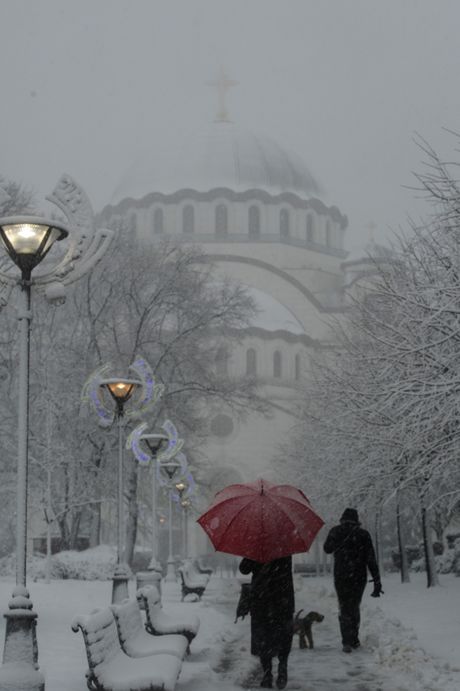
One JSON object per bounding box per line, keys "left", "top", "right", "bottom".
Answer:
{"left": 99, "top": 108, "right": 363, "bottom": 559}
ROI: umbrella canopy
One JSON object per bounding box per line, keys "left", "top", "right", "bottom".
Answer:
{"left": 196, "top": 478, "right": 324, "bottom": 563}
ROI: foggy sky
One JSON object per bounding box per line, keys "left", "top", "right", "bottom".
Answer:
{"left": 2, "top": 0, "right": 460, "bottom": 252}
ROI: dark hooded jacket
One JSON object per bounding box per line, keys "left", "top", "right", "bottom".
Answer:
{"left": 323, "top": 520, "right": 380, "bottom": 596}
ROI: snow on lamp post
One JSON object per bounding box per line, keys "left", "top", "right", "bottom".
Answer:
{"left": 180, "top": 498, "right": 192, "bottom": 560}
{"left": 172, "top": 470, "right": 195, "bottom": 560}
{"left": 0, "top": 176, "right": 114, "bottom": 691}
{"left": 127, "top": 419, "right": 183, "bottom": 574}
{"left": 158, "top": 452, "right": 188, "bottom": 582}
{"left": 83, "top": 357, "right": 163, "bottom": 604}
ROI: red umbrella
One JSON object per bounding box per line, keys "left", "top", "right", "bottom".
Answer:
{"left": 196, "top": 478, "right": 324, "bottom": 563}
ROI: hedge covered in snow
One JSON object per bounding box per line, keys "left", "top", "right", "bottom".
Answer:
{"left": 0, "top": 545, "right": 117, "bottom": 580}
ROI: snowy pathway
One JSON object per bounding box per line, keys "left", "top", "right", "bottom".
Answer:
{"left": 180, "top": 574, "right": 460, "bottom": 691}
{"left": 0, "top": 573, "right": 459, "bottom": 690}
{"left": 192, "top": 577, "right": 392, "bottom": 691}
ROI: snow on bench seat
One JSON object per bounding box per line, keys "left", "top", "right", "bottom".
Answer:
{"left": 110, "top": 599, "right": 188, "bottom": 660}
{"left": 72, "top": 606, "right": 182, "bottom": 691}
{"left": 194, "top": 559, "right": 213, "bottom": 576}
{"left": 137, "top": 585, "right": 200, "bottom": 647}
{"left": 177, "top": 561, "right": 209, "bottom": 601}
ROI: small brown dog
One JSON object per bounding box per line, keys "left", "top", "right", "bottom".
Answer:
{"left": 293, "top": 609, "right": 324, "bottom": 649}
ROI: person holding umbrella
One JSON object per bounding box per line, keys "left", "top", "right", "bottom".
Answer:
{"left": 239, "top": 556, "right": 294, "bottom": 689}
{"left": 197, "top": 478, "right": 324, "bottom": 689}
{"left": 323, "top": 507, "right": 383, "bottom": 653}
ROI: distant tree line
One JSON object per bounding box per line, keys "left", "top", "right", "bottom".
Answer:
{"left": 281, "top": 136, "right": 460, "bottom": 587}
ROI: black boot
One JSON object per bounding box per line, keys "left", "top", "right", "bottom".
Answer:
{"left": 276, "top": 656, "right": 288, "bottom": 690}
{"left": 260, "top": 656, "right": 273, "bottom": 688}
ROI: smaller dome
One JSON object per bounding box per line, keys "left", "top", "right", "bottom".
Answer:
{"left": 110, "top": 122, "right": 320, "bottom": 205}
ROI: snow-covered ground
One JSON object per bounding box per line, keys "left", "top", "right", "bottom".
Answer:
{"left": 0, "top": 571, "right": 459, "bottom": 690}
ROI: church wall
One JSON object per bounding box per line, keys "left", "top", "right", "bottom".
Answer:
{"left": 228, "top": 332, "right": 309, "bottom": 383}
{"left": 203, "top": 384, "right": 299, "bottom": 483}
{"left": 129, "top": 195, "right": 345, "bottom": 257}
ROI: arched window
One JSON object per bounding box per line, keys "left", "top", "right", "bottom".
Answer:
{"left": 306, "top": 214, "right": 314, "bottom": 243}
{"left": 215, "top": 346, "right": 228, "bottom": 376}
{"left": 215, "top": 204, "right": 228, "bottom": 237}
{"left": 280, "top": 209, "right": 290, "bottom": 239}
{"left": 325, "top": 220, "right": 332, "bottom": 247}
{"left": 248, "top": 206, "right": 260, "bottom": 239}
{"left": 182, "top": 205, "right": 194, "bottom": 234}
{"left": 295, "top": 353, "right": 301, "bottom": 381}
{"left": 246, "top": 348, "right": 257, "bottom": 376}
{"left": 273, "top": 350, "right": 282, "bottom": 378}
{"left": 153, "top": 208, "right": 164, "bottom": 235}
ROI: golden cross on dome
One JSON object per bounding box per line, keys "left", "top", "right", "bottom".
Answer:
{"left": 207, "top": 67, "right": 238, "bottom": 122}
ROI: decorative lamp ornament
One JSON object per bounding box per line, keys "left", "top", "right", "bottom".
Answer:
{"left": 127, "top": 418, "right": 183, "bottom": 465}
{"left": 82, "top": 357, "right": 163, "bottom": 427}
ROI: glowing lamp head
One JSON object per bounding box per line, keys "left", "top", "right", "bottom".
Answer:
{"left": 0, "top": 216, "right": 69, "bottom": 277}
{"left": 175, "top": 481, "right": 187, "bottom": 493}
{"left": 101, "top": 377, "right": 142, "bottom": 413}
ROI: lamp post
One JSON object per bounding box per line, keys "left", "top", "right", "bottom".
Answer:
{"left": 180, "top": 498, "right": 191, "bottom": 560}
{"left": 143, "top": 434, "right": 169, "bottom": 573}
{"left": 172, "top": 470, "right": 195, "bottom": 561}
{"left": 0, "top": 176, "right": 114, "bottom": 691}
{"left": 83, "top": 357, "right": 164, "bottom": 604}
{"left": 127, "top": 419, "right": 183, "bottom": 575}
{"left": 102, "top": 377, "right": 141, "bottom": 604}
{"left": 158, "top": 453, "right": 188, "bottom": 582}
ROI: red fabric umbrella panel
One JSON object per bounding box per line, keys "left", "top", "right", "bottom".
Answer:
{"left": 197, "top": 478, "right": 324, "bottom": 563}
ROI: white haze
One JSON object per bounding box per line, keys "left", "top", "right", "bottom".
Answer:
{"left": 2, "top": 0, "right": 460, "bottom": 252}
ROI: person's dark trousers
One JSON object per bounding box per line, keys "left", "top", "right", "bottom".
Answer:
{"left": 336, "top": 582, "right": 366, "bottom": 647}
{"left": 260, "top": 655, "right": 273, "bottom": 688}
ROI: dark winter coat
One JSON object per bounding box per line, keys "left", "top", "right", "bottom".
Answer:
{"left": 239, "top": 557, "right": 294, "bottom": 659}
{"left": 323, "top": 521, "right": 380, "bottom": 598}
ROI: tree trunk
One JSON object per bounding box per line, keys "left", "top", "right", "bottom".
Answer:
{"left": 124, "top": 456, "right": 139, "bottom": 566}
{"left": 421, "top": 496, "right": 439, "bottom": 587}
{"left": 396, "top": 492, "right": 410, "bottom": 583}
{"left": 87, "top": 437, "right": 105, "bottom": 548}
{"left": 89, "top": 504, "right": 101, "bottom": 548}
{"left": 374, "top": 508, "right": 385, "bottom": 576}
{"left": 57, "top": 516, "right": 70, "bottom": 551}
{"left": 69, "top": 510, "right": 82, "bottom": 550}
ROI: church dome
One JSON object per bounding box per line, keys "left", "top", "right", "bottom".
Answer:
{"left": 110, "top": 121, "right": 320, "bottom": 205}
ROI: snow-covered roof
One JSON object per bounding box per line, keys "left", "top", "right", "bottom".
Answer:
{"left": 248, "top": 286, "right": 306, "bottom": 334}
{"left": 110, "top": 121, "right": 320, "bottom": 205}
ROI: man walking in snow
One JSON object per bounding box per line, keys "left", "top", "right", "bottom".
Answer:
{"left": 324, "top": 508, "right": 382, "bottom": 653}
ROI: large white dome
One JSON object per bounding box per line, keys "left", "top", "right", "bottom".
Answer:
{"left": 111, "top": 121, "right": 320, "bottom": 204}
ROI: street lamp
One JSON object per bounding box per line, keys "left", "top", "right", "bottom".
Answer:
{"left": 158, "top": 453, "right": 188, "bottom": 582}
{"left": 0, "top": 176, "right": 114, "bottom": 691}
{"left": 172, "top": 470, "right": 195, "bottom": 561}
{"left": 142, "top": 434, "right": 168, "bottom": 573}
{"left": 102, "top": 376, "right": 141, "bottom": 604}
{"left": 83, "top": 357, "right": 164, "bottom": 604}
{"left": 127, "top": 419, "right": 184, "bottom": 574}
{"left": 180, "top": 498, "right": 192, "bottom": 560}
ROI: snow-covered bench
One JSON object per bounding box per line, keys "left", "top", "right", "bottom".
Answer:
{"left": 110, "top": 599, "right": 188, "bottom": 660}
{"left": 177, "top": 561, "right": 208, "bottom": 601}
{"left": 137, "top": 584, "right": 200, "bottom": 652}
{"left": 72, "top": 607, "right": 182, "bottom": 691}
{"left": 193, "top": 558, "right": 213, "bottom": 576}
